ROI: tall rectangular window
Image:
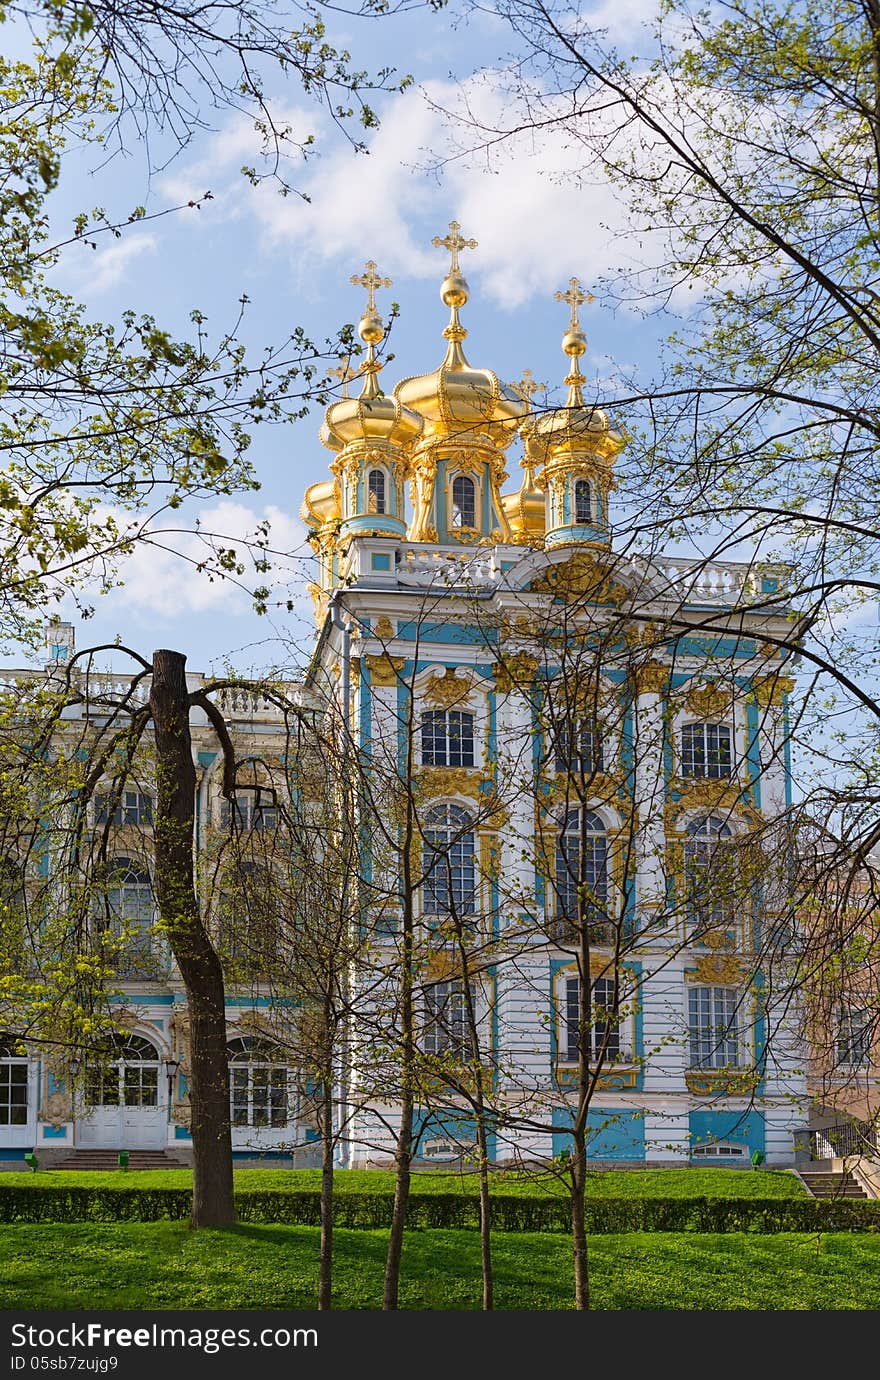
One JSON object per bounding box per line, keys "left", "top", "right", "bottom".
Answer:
{"left": 681, "top": 724, "right": 732, "bottom": 779}
{"left": 424, "top": 980, "right": 468, "bottom": 1059}
{"left": 95, "top": 791, "right": 153, "bottom": 826}
{"left": 420, "top": 710, "right": 475, "bottom": 767}
{"left": 553, "top": 720, "right": 603, "bottom": 775}
{"left": 688, "top": 986, "right": 740, "bottom": 1068}
{"left": 563, "top": 976, "right": 621, "bottom": 1064}
{"left": 836, "top": 1007, "right": 871, "bottom": 1068}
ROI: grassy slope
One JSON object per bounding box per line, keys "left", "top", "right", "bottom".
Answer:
{"left": 1, "top": 1222, "right": 878, "bottom": 1309}
{"left": 0, "top": 1167, "right": 807, "bottom": 1196}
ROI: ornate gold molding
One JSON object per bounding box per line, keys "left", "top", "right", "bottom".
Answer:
{"left": 688, "top": 952, "right": 750, "bottom": 985}
{"left": 373, "top": 616, "right": 395, "bottom": 641}
{"left": 685, "top": 1067, "right": 759, "bottom": 1097}
{"left": 364, "top": 654, "right": 405, "bottom": 687}
{"left": 633, "top": 662, "right": 669, "bottom": 696}
{"left": 752, "top": 674, "right": 796, "bottom": 707}
{"left": 682, "top": 681, "right": 730, "bottom": 718}
{"left": 424, "top": 668, "right": 473, "bottom": 709}
{"left": 414, "top": 766, "right": 487, "bottom": 801}
{"left": 528, "top": 551, "right": 628, "bottom": 605}
{"left": 493, "top": 652, "right": 539, "bottom": 693}
{"left": 664, "top": 778, "right": 758, "bottom": 830}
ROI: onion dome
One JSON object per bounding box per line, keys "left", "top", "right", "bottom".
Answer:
{"left": 531, "top": 277, "right": 624, "bottom": 463}
{"left": 502, "top": 371, "right": 546, "bottom": 545}
{"left": 299, "top": 477, "right": 340, "bottom": 529}
{"left": 320, "top": 262, "right": 422, "bottom": 454}
{"left": 502, "top": 457, "right": 546, "bottom": 545}
{"left": 394, "top": 222, "right": 527, "bottom": 447}
{"left": 531, "top": 278, "right": 626, "bottom": 550}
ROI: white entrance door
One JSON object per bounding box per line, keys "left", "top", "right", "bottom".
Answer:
{"left": 77, "top": 1034, "right": 166, "bottom": 1150}
{"left": 0, "top": 1039, "right": 35, "bottom": 1149}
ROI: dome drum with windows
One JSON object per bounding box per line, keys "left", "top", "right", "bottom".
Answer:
{"left": 301, "top": 229, "right": 626, "bottom": 567}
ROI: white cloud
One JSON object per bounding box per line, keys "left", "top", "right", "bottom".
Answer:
{"left": 72, "top": 232, "right": 158, "bottom": 296}
{"left": 102, "top": 500, "right": 312, "bottom": 621}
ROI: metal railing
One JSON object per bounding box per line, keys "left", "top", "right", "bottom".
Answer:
{"left": 809, "top": 1121, "right": 879, "bottom": 1160}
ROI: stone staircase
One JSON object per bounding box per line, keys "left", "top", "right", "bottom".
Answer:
{"left": 799, "top": 1169, "right": 869, "bottom": 1199}
{"left": 51, "top": 1149, "right": 189, "bottom": 1171}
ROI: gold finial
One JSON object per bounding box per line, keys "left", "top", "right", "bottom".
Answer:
{"left": 554, "top": 276, "right": 594, "bottom": 336}
{"left": 350, "top": 259, "right": 392, "bottom": 315}
{"left": 432, "top": 220, "right": 478, "bottom": 277}
{"left": 432, "top": 221, "right": 478, "bottom": 366}
{"left": 349, "top": 259, "right": 391, "bottom": 400}
{"left": 328, "top": 360, "right": 357, "bottom": 399}
{"left": 554, "top": 276, "right": 594, "bottom": 403}
{"left": 511, "top": 368, "right": 546, "bottom": 404}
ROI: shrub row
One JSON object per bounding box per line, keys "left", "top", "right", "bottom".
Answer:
{"left": 1, "top": 1186, "right": 879, "bottom": 1232}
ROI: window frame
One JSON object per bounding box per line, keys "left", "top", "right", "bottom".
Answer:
{"left": 420, "top": 708, "right": 476, "bottom": 768}
{"left": 367, "top": 467, "right": 387, "bottom": 515}
{"left": 573, "top": 478, "right": 592, "bottom": 524}
{"left": 835, "top": 1005, "right": 871, "bottom": 1069}
{"left": 561, "top": 973, "right": 624, "bottom": 1066}
{"left": 421, "top": 804, "right": 478, "bottom": 919}
{"left": 451, "top": 474, "right": 477, "bottom": 529}
{"left": 688, "top": 984, "right": 742, "bottom": 1070}
{"left": 680, "top": 722, "right": 733, "bottom": 780}
{"left": 227, "top": 1036, "right": 290, "bottom": 1130}
{"left": 423, "top": 978, "right": 469, "bottom": 1061}
{"left": 553, "top": 807, "right": 610, "bottom": 940}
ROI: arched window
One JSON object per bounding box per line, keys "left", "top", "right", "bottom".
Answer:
{"left": 422, "top": 804, "right": 477, "bottom": 917}
{"left": 421, "top": 710, "right": 475, "bottom": 767}
{"left": 684, "top": 815, "right": 735, "bottom": 933}
{"left": 367, "top": 468, "right": 387, "bottom": 514}
{"left": 688, "top": 986, "right": 740, "bottom": 1069}
{"left": 0, "top": 1036, "right": 28, "bottom": 1126}
{"left": 574, "top": 479, "right": 592, "bottom": 523}
{"left": 103, "top": 859, "right": 156, "bottom": 978}
{"left": 554, "top": 808, "right": 609, "bottom": 941}
{"left": 681, "top": 723, "right": 732, "bottom": 779}
{"left": 86, "top": 1034, "right": 160, "bottom": 1108}
{"left": 227, "top": 1037, "right": 289, "bottom": 1128}
{"left": 451, "top": 475, "right": 476, "bottom": 529}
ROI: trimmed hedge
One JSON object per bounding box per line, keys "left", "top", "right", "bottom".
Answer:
{"left": 0, "top": 1186, "right": 879, "bottom": 1232}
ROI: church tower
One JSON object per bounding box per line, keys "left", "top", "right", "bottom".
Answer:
{"left": 531, "top": 277, "right": 625, "bottom": 549}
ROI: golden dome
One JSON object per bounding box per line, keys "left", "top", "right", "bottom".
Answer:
{"left": 394, "top": 226, "right": 527, "bottom": 447}
{"left": 300, "top": 477, "right": 340, "bottom": 528}
{"left": 320, "top": 262, "right": 423, "bottom": 454}
{"left": 502, "top": 457, "right": 546, "bottom": 543}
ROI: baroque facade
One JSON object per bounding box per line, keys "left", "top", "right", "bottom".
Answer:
{"left": 1, "top": 225, "right": 812, "bottom": 1167}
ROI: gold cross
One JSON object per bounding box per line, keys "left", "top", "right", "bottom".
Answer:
{"left": 431, "top": 220, "right": 478, "bottom": 275}
{"left": 511, "top": 368, "right": 546, "bottom": 403}
{"left": 328, "top": 360, "right": 357, "bottom": 399}
{"left": 350, "top": 260, "right": 392, "bottom": 313}
{"left": 554, "top": 276, "right": 594, "bottom": 331}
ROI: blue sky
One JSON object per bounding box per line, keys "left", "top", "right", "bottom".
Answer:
{"left": 14, "top": 0, "right": 681, "bottom": 676}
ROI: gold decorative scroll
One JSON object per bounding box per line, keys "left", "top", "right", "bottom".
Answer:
{"left": 633, "top": 661, "right": 669, "bottom": 696}
{"left": 373, "top": 616, "right": 395, "bottom": 641}
{"left": 493, "top": 652, "right": 539, "bottom": 693}
{"left": 529, "top": 551, "right": 628, "bottom": 606}
{"left": 689, "top": 952, "right": 749, "bottom": 985}
{"left": 424, "top": 668, "right": 472, "bottom": 709}
{"left": 752, "top": 674, "right": 796, "bottom": 707}
{"left": 684, "top": 681, "right": 729, "bottom": 718}
{"left": 364, "top": 654, "right": 405, "bottom": 687}
{"left": 414, "top": 766, "right": 486, "bottom": 801}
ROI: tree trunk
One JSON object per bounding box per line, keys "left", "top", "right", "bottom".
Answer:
{"left": 476, "top": 1113, "right": 494, "bottom": 1311}
{"left": 383, "top": 1085, "right": 414, "bottom": 1309}
{"left": 318, "top": 1067, "right": 334, "bottom": 1310}
{"left": 383, "top": 831, "right": 415, "bottom": 1309}
{"left": 570, "top": 1132, "right": 590, "bottom": 1310}
{"left": 150, "top": 648, "right": 234, "bottom": 1228}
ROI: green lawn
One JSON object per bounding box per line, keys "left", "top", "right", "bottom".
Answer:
{"left": 0, "top": 1222, "right": 877, "bottom": 1309}
{"left": 0, "top": 1166, "right": 807, "bottom": 1197}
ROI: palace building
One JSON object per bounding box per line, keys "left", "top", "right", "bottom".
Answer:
{"left": 1, "top": 224, "right": 811, "bottom": 1168}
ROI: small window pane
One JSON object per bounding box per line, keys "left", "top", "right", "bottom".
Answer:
{"left": 368, "top": 469, "right": 386, "bottom": 514}
{"left": 574, "top": 480, "right": 591, "bottom": 523}
{"left": 451, "top": 476, "right": 476, "bottom": 528}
